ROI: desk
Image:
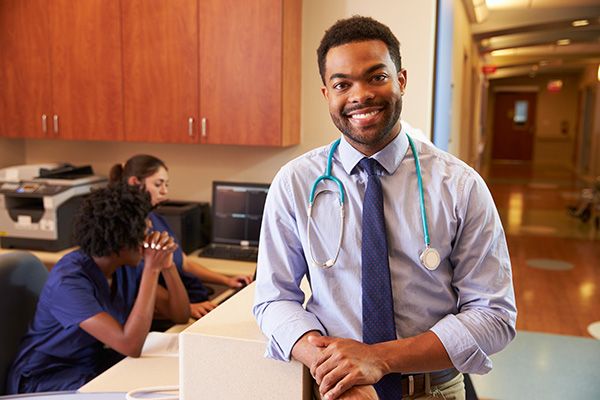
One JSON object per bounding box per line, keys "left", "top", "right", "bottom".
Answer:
{"left": 78, "top": 356, "right": 178, "bottom": 394}
{"left": 187, "top": 251, "right": 255, "bottom": 277}
{"left": 79, "top": 282, "right": 311, "bottom": 400}
{"left": 180, "top": 282, "right": 311, "bottom": 399}
{"left": 0, "top": 247, "right": 255, "bottom": 277}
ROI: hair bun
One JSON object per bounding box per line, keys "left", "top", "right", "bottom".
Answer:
{"left": 108, "top": 163, "right": 124, "bottom": 183}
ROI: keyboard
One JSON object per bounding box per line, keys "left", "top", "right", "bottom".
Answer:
{"left": 199, "top": 245, "right": 258, "bottom": 262}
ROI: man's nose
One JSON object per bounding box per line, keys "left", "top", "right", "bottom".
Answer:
{"left": 348, "top": 81, "right": 375, "bottom": 103}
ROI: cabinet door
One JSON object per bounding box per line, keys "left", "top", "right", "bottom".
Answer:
{"left": 122, "top": 0, "right": 199, "bottom": 143}
{"left": 49, "top": 0, "right": 123, "bottom": 140}
{"left": 0, "top": 0, "right": 52, "bottom": 138}
{"left": 199, "top": 0, "right": 284, "bottom": 146}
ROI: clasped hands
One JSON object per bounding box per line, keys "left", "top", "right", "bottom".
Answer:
{"left": 143, "top": 231, "right": 178, "bottom": 270}
{"left": 308, "top": 336, "right": 389, "bottom": 400}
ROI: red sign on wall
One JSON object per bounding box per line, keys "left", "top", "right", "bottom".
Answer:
{"left": 482, "top": 65, "right": 497, "bottom": 74}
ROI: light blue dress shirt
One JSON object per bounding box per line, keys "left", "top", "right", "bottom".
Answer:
{"left": 253, "top": 128, "right": 517, "bottom": 374}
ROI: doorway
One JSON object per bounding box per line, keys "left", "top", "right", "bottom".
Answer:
{"left": 492, "top": 92, "right": 537, "bottom": 161}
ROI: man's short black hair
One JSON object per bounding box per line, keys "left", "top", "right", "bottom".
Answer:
{"left": 317, "top": 15, "right": 402, "bottom": 84}
{"left": 73, "top": 182, "right": 152, "bottom": 257}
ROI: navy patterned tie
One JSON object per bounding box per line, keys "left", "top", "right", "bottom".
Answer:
{"left": 359, "top": 158, "right": 403, "bottom": 399}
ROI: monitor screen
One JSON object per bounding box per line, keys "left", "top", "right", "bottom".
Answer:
{"left": 211, "top": 181, "right": 269, "bottom": 246}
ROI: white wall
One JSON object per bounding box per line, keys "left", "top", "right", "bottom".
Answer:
{"left": 17, "top": 0, "right": 437, "bottom": 202}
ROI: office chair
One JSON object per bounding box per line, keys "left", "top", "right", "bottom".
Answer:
{"left": 0, "top": 251, "right": 48, "bottom": 395}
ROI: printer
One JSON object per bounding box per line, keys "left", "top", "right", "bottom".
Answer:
{"left": 0, "top": 163, "right": 107, "bottom": 251}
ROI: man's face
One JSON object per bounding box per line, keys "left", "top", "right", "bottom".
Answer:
{"left": 321, "top": 40, "right": 406, "bottom": 156}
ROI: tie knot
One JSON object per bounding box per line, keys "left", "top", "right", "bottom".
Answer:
{"left": 359, "top": 158, "right": 379, "bottom": 176}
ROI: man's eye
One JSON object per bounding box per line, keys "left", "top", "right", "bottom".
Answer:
{"left": 372, "top": 74, "right": 388, "bottom": 82}
{"left": 333, "top": 82, "right": 349, "bottom": 90}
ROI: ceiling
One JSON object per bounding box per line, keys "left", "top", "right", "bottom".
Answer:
{"left": 464, "top": 0, "right": 600, "bottom": 79}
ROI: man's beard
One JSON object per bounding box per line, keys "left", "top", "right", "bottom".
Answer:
{"left": 331, "top": 97, "right": 402, "bottom": 148}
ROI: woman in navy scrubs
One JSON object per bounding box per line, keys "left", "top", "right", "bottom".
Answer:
{"left": 109, "top": 155, "right": 252, "bottom": 319}
{"left": 7, "top": 183, "right": 190, "bottom": 393}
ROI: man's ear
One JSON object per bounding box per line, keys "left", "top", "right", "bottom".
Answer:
{"left": 127, "top": 176, "right": 141, "bottom": 186}
{"left": 321, "top": 86, "right": 329, "bottom": 100}
{"left": 398, "top": 69, "right": 407, "bottom": 95}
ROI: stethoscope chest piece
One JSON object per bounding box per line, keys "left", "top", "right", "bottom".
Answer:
{"left": 420, "top": 246, "right": 440, "bottom": 271}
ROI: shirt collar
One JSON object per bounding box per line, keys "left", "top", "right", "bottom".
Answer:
{"left": 337, "top": 125, "right": 409, "bottom": 175}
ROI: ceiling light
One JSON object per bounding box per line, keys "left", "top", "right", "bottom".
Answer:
{"left": 556, "top": 39, "right": 571, "bottom": 46}
{"left": 485, "top": 0, "right": 529, "bottom": 10}
{"left": 490, "top": 49, "right": 515, "bottom": 56}
{"left": 597, "top": 64, "right": 600, "bottom": 82}
{"left": 572, "top": 19, "right": 589, "bottom": 27}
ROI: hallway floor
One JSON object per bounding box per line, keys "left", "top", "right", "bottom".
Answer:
{"left": 483, "top": 161, "right": 600, "bottom": 337}
{"left": 469, "top": 161, "right": 600, "bottom": 399}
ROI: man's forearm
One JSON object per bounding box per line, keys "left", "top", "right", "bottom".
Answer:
{"left": 376, "top": 330, "right": 453, "bottom": 374}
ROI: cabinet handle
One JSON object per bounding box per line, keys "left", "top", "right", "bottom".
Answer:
{"left": 188, "top": 117, "right": 194, "bottom": 137}
{"left": 41, "top": 114, "right": 47, "bottom": 133}
{"left": 201, "top": 118, "right": 207, "bottom": 137}
{"left": 53, "top": 115, "right": 59, "bottom": 134}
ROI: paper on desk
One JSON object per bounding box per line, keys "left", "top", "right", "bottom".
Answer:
{"left": 141, "top": 332, "right": 179, "bottom": 356}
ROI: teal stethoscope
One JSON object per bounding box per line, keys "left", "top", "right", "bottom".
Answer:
{"left": 306, "top": 133, "right": 441, "bottom": 271}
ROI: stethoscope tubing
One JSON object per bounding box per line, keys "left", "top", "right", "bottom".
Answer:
{"left": 307, "top": 133, "right": 436, "bottom": 269}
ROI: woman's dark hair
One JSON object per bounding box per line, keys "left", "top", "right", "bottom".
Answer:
{"left": 109, "top": 154, "right": 168, "bottom": 184}
{"left": 317, "top": 15, "right": 402, "bottom": 84}
{"left": 73, "top": 182, "right": 152, "bottom": 257}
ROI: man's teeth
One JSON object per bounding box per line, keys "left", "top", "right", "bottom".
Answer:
{"left": 351, "top": 110, "right": 379, "bottom": 119}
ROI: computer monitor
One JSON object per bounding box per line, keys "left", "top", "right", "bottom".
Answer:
{"left": 210, "top": 181, "right": 270, "bottom": 246}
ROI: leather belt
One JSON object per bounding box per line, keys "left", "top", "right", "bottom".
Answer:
{"left": 400, "top": 368, "right": 460, "bottom": 396}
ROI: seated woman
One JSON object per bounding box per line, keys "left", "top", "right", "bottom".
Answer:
{"left": 6, "top": 183, "right": 189, "bottom": 394}
{"left": 109, "top": 155, "right": 253, "bottom": 319}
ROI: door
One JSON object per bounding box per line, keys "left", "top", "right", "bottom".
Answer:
{"left": 199, "top": 0, "right": 282, "bottom": 146}
{"left": 492, "top": 92, "right": 537, "bottom": 161}
{"left": 0, "top": 0, "right": 52, "bottom": 138}
{"left": 49, "top": 0, "right": 123, "bottom": 140}
{"left": 122, "top": 0, "right": 199, "bottom": 143}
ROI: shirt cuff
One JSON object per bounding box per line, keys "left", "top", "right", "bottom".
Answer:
{"left": 429, "top": 313, "right": 493, "bottom": 374}
{"left": 264, "top": 310, "right": 326, "bottom": 361}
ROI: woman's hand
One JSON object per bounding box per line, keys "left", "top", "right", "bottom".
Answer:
{"left": 190, "top": 301, "right": 217, "bottom": 319}
{"left": 143, "top": 231, "right": 178, "bottom": 271}
{"left": 224, "top": 274, "right": 253, "bottom": 288}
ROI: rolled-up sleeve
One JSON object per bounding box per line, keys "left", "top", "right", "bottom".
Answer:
{"left": 253, "top": 169, "right": 326, "bottom": 361}
{"left": 430, "top": 171, "right": 517, "bottom": 374}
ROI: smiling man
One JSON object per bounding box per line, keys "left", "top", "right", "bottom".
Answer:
{"left": 253, "top": 16, "right": 516, "bottom": 400}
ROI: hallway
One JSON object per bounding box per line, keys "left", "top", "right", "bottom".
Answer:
{"left": 483, "top": 161, "right": 600, "bottom": 337}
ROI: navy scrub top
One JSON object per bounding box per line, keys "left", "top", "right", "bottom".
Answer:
{"left": 7, "top": 250, "right": 139, "bottom": 394}
{"left": 146, "top": 212, "right": 210, "bottom": 303}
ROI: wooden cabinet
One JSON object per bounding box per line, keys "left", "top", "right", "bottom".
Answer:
{"left": 0, "top": 0, "right": 300, "bottom": 146}
{"left": 48, "top": 0, "right": 123, "bottom": 141}
{"left": 0, "top": 0, "right": 51, "bottom": 139}
{"left": 0, "top": 0, "right": 122, "bottom": 140}
{"left": 198, "top": 0, "right": 301, "bottom": 146}
{"left": 122, "top": 0, "right": 199, "bottom": 143}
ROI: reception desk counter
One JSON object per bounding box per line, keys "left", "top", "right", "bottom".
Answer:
{"left": 80, "top": 282, "right": 311, "bottom": 399}
{"left": 180, "top": 282, "right": 311, "bottom": 399}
